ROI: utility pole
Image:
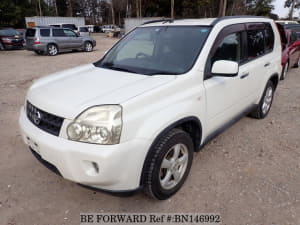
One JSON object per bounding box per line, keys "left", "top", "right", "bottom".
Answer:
{"left": 171, "top": 0, "right": 174, "bottom": 19}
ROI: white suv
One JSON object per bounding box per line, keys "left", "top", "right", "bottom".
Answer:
{"left": 19, "top": 16, "right": 282, "bottom": 200}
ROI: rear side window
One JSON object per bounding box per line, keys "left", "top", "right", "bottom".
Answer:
{"left": 26, "top": 29, "right": 36, "bottom": 37}
{"left": 264, "top": 24, "right": 274, "bottom": 53}
{"left": 40, "top": 29, "right": 50, "bottom": 37}
{"left": 247, "top": 30, "right": 264, "bottom": 59}
{"left": 53, "top": 29, "right": 65, "bottom": 37}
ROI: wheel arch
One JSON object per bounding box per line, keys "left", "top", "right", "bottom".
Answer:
{"left": 269, "top": 73, "right": 279, "bottom": 90}
{"left": 139, "top": 116, "right": 202, "bottom": 186}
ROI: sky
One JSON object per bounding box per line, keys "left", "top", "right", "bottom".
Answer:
{"left": 272, "top": 0, "right": 300, "bottom": 18}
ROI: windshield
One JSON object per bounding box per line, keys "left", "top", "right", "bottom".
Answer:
{"left": 0, "top": 29, "right": 20, "bottom": 36}
{"left": 95, "top": 26, "right": 211, "bottom": 75}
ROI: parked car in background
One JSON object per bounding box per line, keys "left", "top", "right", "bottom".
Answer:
{"left": 49, "top": 23, "right": 77, "bottom": 31}
{"left": 0, "top": 28, "right": 24, "bottom": 50}
{"left": 278, "top": 26, "right": 300, "bottom": 80}
{"left": 283, "top": 24, "right": 300, "bottom": 39}
{"left": 25, "top": 26, "right": 96, "bottom": 56}
{"left": 101, "top": 24, "right": 121, "bottom": 33}
{"left": 76, "top": 26, "right": 89, "bottom": 36}
{"left": 20, "top": 17, "right": 282, "bottom": 200}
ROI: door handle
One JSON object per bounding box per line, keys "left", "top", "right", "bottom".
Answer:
{"left": 264, "top": 62, "right": 270, "bottom": 67}
{"left": 240, "top": 73, "right": 249, "bottom": 79}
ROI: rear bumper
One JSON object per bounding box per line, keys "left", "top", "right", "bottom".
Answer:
{"left": 19, "top": 107, "right": 151, "bottom": 191}
{"left": 26, "top": 44, "right": 47, "bottom": 52}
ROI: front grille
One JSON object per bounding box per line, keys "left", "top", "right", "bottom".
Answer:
{"left": 26, "top": 101, "right": 64, "bottom": 136}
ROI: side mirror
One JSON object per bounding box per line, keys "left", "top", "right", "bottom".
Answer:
{"left": 211, "top": 60, "right": 239, "bottom": 77}
{"left": 293, "top": 40, "right": 300, "bottom": 47}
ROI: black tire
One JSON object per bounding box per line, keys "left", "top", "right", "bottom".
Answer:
{"left": 249, "top": 80, "right": 275, "bottom": 119}
{"left": 143, "top": 129, "right": 194, "bottom": 200}
{"left": 280, "top": 62, "right": 288, "bottom": 80}
{"left": 84, "top": 41, "right": 93, "bottom": 52}
{"left": 34, "top": 50, "right": 44, "bottom": 55}
{"left": 47, "top": 44, "right": 58, "bottom": 56}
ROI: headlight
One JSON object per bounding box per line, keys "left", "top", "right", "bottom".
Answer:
{"left": 2, "top": 38, "right": 11, "bottom": 42}
{"left": 67, "top": 105, "right": 122, "bottom": 145}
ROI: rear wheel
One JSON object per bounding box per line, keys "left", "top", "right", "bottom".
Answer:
{"left": 249, "top": 80, "right": 274, "bottom": 119}
{"left": 47, "top": 44, "right": 58, "bottom": 56}
{"left": 280, "top": 62, "right": 288, "bottom": 80}
{"left": 84, "top": 41, "right": 93, "bottom": 52}
{"left": 143, "top": 129, "right": 194, "bottom": 200}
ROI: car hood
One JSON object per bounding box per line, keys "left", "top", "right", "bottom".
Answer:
{"left": 27, "top": 64, "right": 175, "bottom": 119}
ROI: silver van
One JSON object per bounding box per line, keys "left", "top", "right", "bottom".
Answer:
{"left": 25, "top": 26, "right": 96, "bottom": 56}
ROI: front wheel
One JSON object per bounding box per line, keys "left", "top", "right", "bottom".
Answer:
{"left": 84, "top": 42, "right": 93, "bottom": 52}
{"left": 143, "top": 129, "right": 193, "bottom": 200}
{"left": 249, "top": 80, "right": 275, "bottom": 119}
{"left": 294, "top": 57, "right": 300, "bottom": 68}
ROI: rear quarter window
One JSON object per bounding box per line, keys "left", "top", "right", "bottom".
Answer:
{"left": 26, "top": 29, "right": 36, "bottom": 37}
{"left": 40, "top": 29, "right": 50, "bottom": 37}
{"left": 264, "top": 24, "right": 274, "bottom": 53}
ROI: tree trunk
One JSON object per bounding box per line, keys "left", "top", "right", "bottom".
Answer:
{"left": 136, "top": 0, "right": 139, "bottom": 17}
{"left": 171, "top": 0, "right": 174, "bottom": 19}
{"left": 139, "top": 0, "right": 142, "bottom": 18}
{"left": 38, "top": 0, "right": 42, "bottom": 16}
{"left": 54, "top": 0, "right": 58, "bottom": 16}
{"left": 222, "top": 0, "right": 227, "bottom": 16}
{"left": 218, "top": 0, "right": 223, "bottom": 17}
{"left": 289, "top": 0, "right": 296, "bottom": 20}
{"left": 111, "top": 1, "right": 115, "bottom": 24}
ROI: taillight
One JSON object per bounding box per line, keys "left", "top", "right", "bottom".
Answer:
{"left": 34, "top": 37, "right": 40, "bottom": 44}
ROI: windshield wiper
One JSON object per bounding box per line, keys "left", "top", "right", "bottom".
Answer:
{"left": 102, "top": 62, "right": 137, "bottom": 74}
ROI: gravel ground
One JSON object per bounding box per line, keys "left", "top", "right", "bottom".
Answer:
{"left": 0, "top": 33, "right": 300, "bottom": 225}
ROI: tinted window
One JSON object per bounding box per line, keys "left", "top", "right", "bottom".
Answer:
{"left": 52, "top": 29, "right": 65, "bottom": 37}
{"left": 96, "top": 26, "right": 211, "bottom": 75}
{"left": 212, "top": 33, "right": 242, "bottom": 64}
{"left": 25, "top": 29, "right": 36, "bottom": 37}
{"left": 63, "top": 29, "right": 76, "bottom": 37}
{"left": 264, "top": 24, "right": 274, "bottom": 52}
{"left": 80, "top": 27, "right": 88, "bottom": 32}
{"left": 40, "top": 29, "right": 50, "bottom": 37}
{"left": 247, "top": 30, "right": 264, "bottom": 59}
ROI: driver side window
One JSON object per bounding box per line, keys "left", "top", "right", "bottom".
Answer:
{"left": 211, "top": 32, "right": 242, "bottom": 65}
{"left": 63, "top": 29, "right": 76, "bottom": 37}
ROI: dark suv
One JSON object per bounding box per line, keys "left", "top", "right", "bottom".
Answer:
{"left": 25, "top": 26, "right": 96, "bottom": 56}
{"left": 0, "top": 28, "right": 24, "bottom": 50}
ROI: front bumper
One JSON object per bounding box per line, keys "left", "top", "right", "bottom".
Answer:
{"left": 19, "top": 107, "right": 151, "bottom": 191}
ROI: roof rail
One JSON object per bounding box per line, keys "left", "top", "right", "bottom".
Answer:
{"left": 142, "top": 19, "right": 174, "bottom": 25}
{"left": 211, "top": 15, "right": 267, "bottom": 26}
